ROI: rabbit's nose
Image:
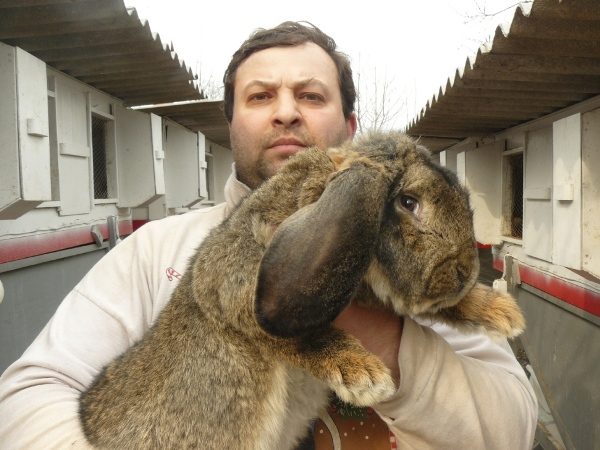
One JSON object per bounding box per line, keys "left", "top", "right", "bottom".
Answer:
{"left": 425, "top": 261, "right": 462, "bottom": 297}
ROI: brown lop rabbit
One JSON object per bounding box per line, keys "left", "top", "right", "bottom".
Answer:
{"left": 79, "top": 132, "right": 524, "bottom": 449}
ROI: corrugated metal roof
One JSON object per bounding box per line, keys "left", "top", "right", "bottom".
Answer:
{"left": 140, "top": 100, "right": 230, "bottom": 149}
{"left": 0, "top": 0, "right": 203, "bottom": 105}
{"left": 406, "top": 0, "right": 600, "bottom": 152}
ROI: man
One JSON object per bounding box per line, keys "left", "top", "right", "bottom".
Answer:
{"left": 0, "top": 22, "right": 537, "bottom": 449}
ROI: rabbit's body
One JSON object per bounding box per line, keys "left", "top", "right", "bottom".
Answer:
{"left": 80, "top": 270, "right": 329, "bottom": 449}
{"left": 80, "top": 132, "right": 524, "bottom": 449}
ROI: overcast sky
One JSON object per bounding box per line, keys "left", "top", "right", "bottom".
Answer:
{"left": 124, "top": 0, "right": 530, "bottom": 129}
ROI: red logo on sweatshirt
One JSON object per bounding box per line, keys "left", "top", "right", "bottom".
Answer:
{"left": 166, "top": 267, "right": 182, "bottom": 281}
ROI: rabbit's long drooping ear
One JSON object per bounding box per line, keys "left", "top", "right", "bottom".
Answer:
{"left": 255, "top": 161, "right": 390, "bottom": 338}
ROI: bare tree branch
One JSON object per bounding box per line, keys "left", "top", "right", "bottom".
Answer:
{"left": 195, "top": 61, "right": 224, "bottom": 100}
{"left": 463, "top": 0, "right": 532, "bottom": 23}
{"left": 354, "top": 61, "right": 405, "bottom": 134}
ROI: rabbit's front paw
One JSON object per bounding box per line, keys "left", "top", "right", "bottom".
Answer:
{"left": 326, "top": 349, "right": 396, "bottom": 406}
{"left": 482, "top": 291, "right": 525, "bottom": 337}
{"left": 436, "top": 284, "right": 526, "bottom": 338}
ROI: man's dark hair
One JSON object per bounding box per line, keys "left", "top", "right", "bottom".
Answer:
{"left": 222, "top": 21, "right": 356, "bottom": 123}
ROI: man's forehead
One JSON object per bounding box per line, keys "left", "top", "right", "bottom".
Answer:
{"left": 234, "top": 43, "right": 339, "bottom": 88}
{"left": 240, "top": 77, "right": 330, "bottom": 92}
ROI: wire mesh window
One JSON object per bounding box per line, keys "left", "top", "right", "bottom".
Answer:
{"left": 502, "top": 153, "right": 524, "bottom": 239}
{"left": 92, "top": 115, "right": 109, "bottom": 199}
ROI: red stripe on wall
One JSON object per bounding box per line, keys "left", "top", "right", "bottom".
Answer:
{"left": 0, "top": 220, "right": 133, "bottom": 264}
{"left": 494, "top": 257, "right": 600, "bottom": 318}
{"left": 132, "top": 220, "right": 149, "bottom": 231}
{"left": 493, "top": 257, "right": 503, "bottom": 272}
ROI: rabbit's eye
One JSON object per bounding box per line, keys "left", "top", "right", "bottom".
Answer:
{"left": 397, "top": 195, "right": 420, "bottom": 215}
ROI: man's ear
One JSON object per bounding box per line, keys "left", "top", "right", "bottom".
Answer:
{"left": 254, "top": 162, "right": 389, "bottom": 337}
{"left": 347, "top": 112, "right": 358, "bottom": 139}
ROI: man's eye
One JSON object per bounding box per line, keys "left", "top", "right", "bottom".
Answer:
{"left": 300, "top": 92, "right": 324, "bottom": 102}
{"left": 249, "top": 92, "right": 271, "bottom": 102}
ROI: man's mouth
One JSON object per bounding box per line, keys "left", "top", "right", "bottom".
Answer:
{"left": 268, "top": 138, "right": 306, "bottom": 157}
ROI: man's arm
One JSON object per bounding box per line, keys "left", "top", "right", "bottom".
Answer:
{"left": 334, "top": 302, "right": 403, "bottom": 385}
{"left": 335, "top": 304, "right": 538, "bottom": 450}
{"left": 0, "top": 208, "right": 222, "bottom": 450}
{"left": 0, "top": 228, "right": 156, "bottom": 449}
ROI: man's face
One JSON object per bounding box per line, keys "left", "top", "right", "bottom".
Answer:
{"left": 229, "top": 42, "right": 357, "bottom": 189}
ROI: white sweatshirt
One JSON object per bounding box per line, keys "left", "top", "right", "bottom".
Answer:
{"left": 0, "top": 172, "right": 537, "bottom": 450}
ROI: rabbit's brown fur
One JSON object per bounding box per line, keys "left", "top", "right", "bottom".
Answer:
{"left": 79, "top": 131, "right": 524, "bottom": 449}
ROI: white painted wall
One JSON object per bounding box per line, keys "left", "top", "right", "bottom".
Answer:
{"left": 0, "top": 46, "right": 234, "bottom": 262}
{"left": 444, "top": 107, "right": 600, "bottom": 290}
{"left": 54, "top": 72, "right": 92, "bottom": 215}
{"left": 16, "top": 48, "right": 50, "bottom": 202}
{"left": 0, "top": 203, "right": 124, "bottom": 241}
{"left": 115, "top": 104, "right": 160, "bottom": 208}
{"left": 198, "top": 133, "right": 209, "bottom": 200}
{"left": 151, "top": 114, "right": 166, "bottom": 197}
{"left": 523, "top": 126, "right": 553, "bottom": 262}
{"left": 164, "top": 119, "right": 201, "bottom": 209}
{"left": 582, "top": 108, "right": 600, "bottom": 279}
{"left": 440, "top": 148, "right": 459, "bottom": 173}
{"left": 0, "top": 43, "right": 20, "bottom": 217}
{"left": 463, "top": 141, "right": 503, "bottom": 245}
{"left": 0, "top": 43, "right": 51, "bottom": 219}
{"left": 456, "top": 151, "right": 465, "bottom": 184}
{"left": 552, "top": 114, "right": 582, "bottom": 270}
{"left": 0, "top": 54, "right": 135, "bottom": 239}
{"left": 207, "top": 141, "right": 233, "bottom": 205}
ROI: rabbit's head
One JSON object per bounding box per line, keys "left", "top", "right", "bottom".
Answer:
{"left": 356, "top": 132, "right": 478, "bottom": 317}
{"left": 255, "top": 132, "right": 478, "bottom": 337}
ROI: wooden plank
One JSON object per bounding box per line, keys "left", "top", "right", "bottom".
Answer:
{"left": 581, "top": 108, "right": 600, "bottom": 278}
{"left": 0, "top": 0, "right": 123, "bottom": 27}
{"left": 63, "top": 59, "right": 180, "bottom": 77}
{"left": 492, "top": 36, "right": 600, "bottom": 58}
{"left": 463, "top": 69, "right": 600, "bottom": 85}
{"left": 124, "top": 91, "right": 203, "bottom": 106}
{"left": 3, "top": 28, "right": 150, "bottom": 52}
{"left": 93, "top": 76, "right": 197, "bottom": 91}
{"left": 477, "top": 53, "right": 600, "bottom": 76}
{"left": 526, "top": 0, "right": 600, "bottom": 21}
{"left": 509, "top": 15, "right": 600, "bottom": 41}
{"left": 34, "top": 41, "right": 163, "bottom": 63}
{"left": 0, "top": 17, "right": 136, "bottom": 39}
{"left": 416, "top": 116, "right": 519, "bottom": 129}
{"left": 438, "top": 95, "right": 569, "bottom": 109}
{"left": 79, "top": 68, "right": 194, "bottom": 84}
{"left": 98, "top": 82, "right": 197, "bottom": 97}
{"left": 552, "top": 113, "right": 582, "bottom": 269}
{"left": 51, "top": 51, "right": 176, "bottom": 72}
{"left": 450, "top": 86, "right": 587, "bottom": 102}
{"left": 426, "top": 102, "right": 554, "bottom": 116}
{"left": 523, "top": 126, "right": 553, "bottom": 261}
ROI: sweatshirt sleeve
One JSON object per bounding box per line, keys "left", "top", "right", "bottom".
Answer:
{"left": 0, "top": 227, "right": 157, "bottom": 450}
{"left": 374, "top": 317, "right": 538, "bottom": 450}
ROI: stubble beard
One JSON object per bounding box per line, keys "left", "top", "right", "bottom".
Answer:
{"left": 232, "top": 129, "right": 315, "bottom": 189}
{"left": 231, "top": 126, "right": 351, "bottom": 190}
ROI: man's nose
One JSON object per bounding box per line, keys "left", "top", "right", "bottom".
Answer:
{"left": 272, "top": 94, "right": 301, "bottom": 127}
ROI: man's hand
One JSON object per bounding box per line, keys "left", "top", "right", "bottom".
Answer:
{"left": 333, "top": 302, "right": 403, "bottom": 386}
